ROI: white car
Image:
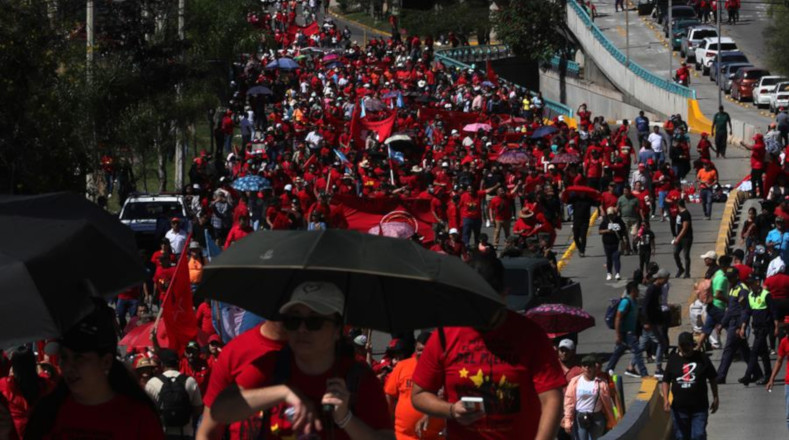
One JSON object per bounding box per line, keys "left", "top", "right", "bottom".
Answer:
{"left": 694, "top": 37, "right": 737, "bottom": 74}
{"left": 119, "top": 194, "right": 189, "bottom": 252}
{"left": 769, "top": 81, "right": 789, "bottom": 114}
{"left": 753, "top": 76, "right": 788, "bottom": 109}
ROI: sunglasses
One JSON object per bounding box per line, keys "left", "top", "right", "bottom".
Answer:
{"left": 282, "top": 315, "right": 334, "bottom": 331}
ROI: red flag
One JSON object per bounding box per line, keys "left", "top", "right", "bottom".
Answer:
{"left": 157, "top": 235, "right": 198, "bottom": 354}
{"left": 486, "top": 58, "right": 499, "bottom": 86}
{"left": 349, "top": 99, "right": 362, "bottom": 149}
{"left": 332, "top": 195, "right": 436, "bottom": 243}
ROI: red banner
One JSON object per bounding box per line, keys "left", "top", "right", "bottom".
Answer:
{"left": 351, "top": 109, "right": 397, "bottom": 147}
{"left": 333, "top": 195, "right": 436, "bottom": 243}
{"left": 418, "top": 108, "right": 485, "bottom": 131}
{"left": 157, "top": 236, "right": 198, "bottom": 354}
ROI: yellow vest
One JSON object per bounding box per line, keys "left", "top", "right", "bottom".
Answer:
{"left": 748, "top": 288, "right": 769, "bottom": 311}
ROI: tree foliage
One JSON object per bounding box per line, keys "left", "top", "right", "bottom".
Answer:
{"left": 401, "top": 1, "right": 491, "bottom": 42}
{"left": 491, "top": 0, "right": 567, "bottom": 61}
{"left": 764, "top": 5, "right": 789, "bottom": 76}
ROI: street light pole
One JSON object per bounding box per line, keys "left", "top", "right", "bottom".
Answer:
{"left": 86, "top": 0, "right": 94, "bottom": 83}
{"left": 717, "top": 0, "right": 722, "bottom": 109}
{"left": 668, "top": 0, "right": 672, "bottom": 81}
{"left": 626, "top": 3, "right": 630, "bottom": 65}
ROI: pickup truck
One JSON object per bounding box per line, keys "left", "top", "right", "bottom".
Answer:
{"left": 694, "top": 37, "right": 738, "bottom": 74}
{"left": 501, "top": 257, "right": 583, "bottom": 312}
{"left": 681, "top": 25, "right": 717, "bottom": 61}
{"left": 119, "top": 193, "right": 190, "bottom": 253}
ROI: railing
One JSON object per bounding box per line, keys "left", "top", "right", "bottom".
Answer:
{"left": 568, "top": 0, "right": 696, "bottom": 99}
{"left": 435, "top": 46, "right": 574, "bottom": 119}
{"left": 549, "top": 55, "right": 581, "bottom": 78}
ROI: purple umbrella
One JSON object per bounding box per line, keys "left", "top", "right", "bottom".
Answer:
{"left": 550, "top": 153, "right": 581, "bottom": 164}
{"left": 323, "top": 53, "right": 340, "bottom": 62}
{"left": 496, "top": 149, "right": 532, "bottom": 165}
{"left": 525, "top": 304, "right": 595, "bottom": 335}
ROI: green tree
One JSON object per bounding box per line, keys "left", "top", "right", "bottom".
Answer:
{"left": 491, "top": 0, "right": 568, "bottom": 61}
{"left": 764, "top": 5, "right": 789, "bottom": 76}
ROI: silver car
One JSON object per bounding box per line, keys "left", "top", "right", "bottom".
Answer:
{"left": 681, "top": 25, "right": 717, "bottom": 61}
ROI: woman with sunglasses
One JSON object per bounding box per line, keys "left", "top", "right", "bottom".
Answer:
{"left": 212, "top": 281, "right": 393, "bottom": 440}
{"left": 561, "top": 355, "right": 616, "bottom": 440}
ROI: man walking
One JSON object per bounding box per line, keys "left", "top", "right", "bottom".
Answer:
{"left": 776, "top": 107, "right": 789, "bottom": 146}
{"left": 717, "top": 268, "right": 756, "bottom": 383}
{"left": 617, "top": 185, "right": 641, "bottom": 254}
{"left": 672, "top": 199, "right": 693, "bottom": 278}
{"left": 711, "top": 106, "right": 732, "bottom": 158}
{"left": 647, "top": 126, "right": 668, "bottom": 165}
{"left": 640, "top": 269, "right": 671, "bottom": 378}
{"left": 739, "top": 275, "right": 778, "bottom": 385}
{"left": 606, "top": 281, "right": 649, "bottom": 377}
{"left": 569, "top": 192, "right": 598, "bottom": 257}
{"left": 662, "top": 332, "right": 719, "bottom": 440}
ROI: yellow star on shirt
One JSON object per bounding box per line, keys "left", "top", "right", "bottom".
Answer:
{"left": 459, "top": 367, "right": 469, "bottom": 378}
{"left": 470, "top": 369, "right": 485, "bottom": 387}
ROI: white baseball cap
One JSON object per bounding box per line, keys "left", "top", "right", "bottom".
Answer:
{"left": 700, "top": 251, "right": 717, "bottom": 260}
{"left": 558, "top": 339, "right": 575, "bottom": 351}
{"left": 284, "top": 184, "right": 293, "bottom": 191}
{"left": 449, "top": 228, "right": 459, "bottom": 235}
{"left": 279, "top": 282, "right": 345, "bottom": 316}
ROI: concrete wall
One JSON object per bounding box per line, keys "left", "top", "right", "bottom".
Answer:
{"left": 540, "top": 69, "right": 663, "bottom": 124}
{"left": 566, "top": 2, "right": 689, "bottom": 121}
{"left": 600, "top": 378, "right": 672, "bottom": 440}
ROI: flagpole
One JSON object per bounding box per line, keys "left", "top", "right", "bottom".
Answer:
{"left": 387, "top": 146, "right": 396, "bottom": 186}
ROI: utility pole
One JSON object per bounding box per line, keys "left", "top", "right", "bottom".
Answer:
{"left": 625, "top": 2, "right": 630, "bottom": 66}
{"left": 668, "top": 0, "right": 672, "bottom": 81}
{"left": 86, "top": 0, "right": 94, "bottom": 82}
{"left": 174, "top": 0, "right": 186, "bottom": 190}
{"left": 86, "top": 0, "right": 97, "bottom": 201}
{"left": 717, "top": 0, "right": 723, "bottom": 109}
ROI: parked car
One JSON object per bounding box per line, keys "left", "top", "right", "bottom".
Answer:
{"left": 718, "top": 63, "right": 753, "bottom": 94}
{"left": 731, "top": 68, "right": 771, "bottom": 102}
{"left": 769, "top": 81, "right": 789, "bottom": 114}
{"left": 694, "top": 37, "right": 738, "bottom": 74}
{"left": 709, "top": 51, "right": 749, "bottom": 83}
{"left": 754, "top": 76, "right": 789, "bottom": 109}
{"left": 668, "top": 19, "right": 701, "bottom": 50}
{"left": 501, "top": 257, "right": 583, "bottom": 312}
{"left": 119, "top": 193, "right": 189, "bottom": 253}
{"left": 681, "top": 25, "right": 718, "bottom": 60}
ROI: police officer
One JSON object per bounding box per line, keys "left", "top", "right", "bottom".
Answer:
{"left": 738, "top": 275, "right": 779, "bottom": 385}
{"left": 716, "top": 267, "right": 754, "bottom": 383}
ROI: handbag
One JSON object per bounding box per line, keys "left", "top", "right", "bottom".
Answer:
{"left": 577, "top": 381, "right": 600, "bottom": 430}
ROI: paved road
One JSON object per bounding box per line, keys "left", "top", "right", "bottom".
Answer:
{"left": 591, "top": 0, "right": 774, "bottom": 128}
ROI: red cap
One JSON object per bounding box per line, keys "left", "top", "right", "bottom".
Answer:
{"left": 638, "top": 163, "right": 646, "bottom": 169}
{"left": 170, "top": 217, "right": 181, "bottom": 223}
{"left": 701, "top": 132, "right": 708, "bottom": 137}
{"left": 753, "top": 133, "right": 764, "bottom": 141}
{"left": 208, "top": 334, "right": 222, "bottom": 345}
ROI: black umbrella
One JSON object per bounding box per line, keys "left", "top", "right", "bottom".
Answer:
{"left": 0, "top": 193, "right": 146, "bottom": 346}
{"left": 197, "top": 230, "right": 504, "bottom": 332}
{"left": 247, "top": 85, "right": 273, "bottom": 97}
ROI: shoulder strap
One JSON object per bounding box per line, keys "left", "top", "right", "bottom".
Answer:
{"left": 175, "top": 373, "right": 188, "bottom": 386}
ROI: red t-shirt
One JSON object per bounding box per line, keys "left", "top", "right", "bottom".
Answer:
{"left": 779, "top": 336, "right": 789, "bottom": 382}
{"left": 751, "top": 142, "right": 766, "bottom": 170}
{"left": 459, "top": 191, "right": 486, "bottom": 220}
{"left": 117, "top": 285, "right": 142, "bottom": 301}
{"left": 411, "top": 312, "right": 567, "bottom": 440}
{"left": 236, "top": 353, "right": 392, "bottom": 440}
{"left": 765, "top": 273, "right": 789, "bottom": 300}
{"left": 43, "top": 394, "right": 164, "bottom": 440}
{"left": 0, "top": 376, "right": 51, "bottom": 438}
{"left": 488, "top": 195, "right": 512, "bottom": 221}
{"left": 600, "top": 192, "right": 618, "bottom": 211}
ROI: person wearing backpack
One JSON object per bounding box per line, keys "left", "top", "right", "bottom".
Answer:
{"left": 145, "top": 349, "right": 203, "bottom": 439}
{"left": 604, "top": 282, "right": 649, "bottom": 378}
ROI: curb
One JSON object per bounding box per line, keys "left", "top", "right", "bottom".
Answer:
{"left": 557, "top": 209, "right": 599, "bottom": 273}
{"left": 327, "top": 10, "right": 388, "bottom": 38}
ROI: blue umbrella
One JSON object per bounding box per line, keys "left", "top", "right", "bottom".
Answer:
{"left": 247, "top": 85, "right": 273, "bottom": 96}
{"left": 232, "top": 175, "right": 271, "bottom": 192}
{"left": 530, "top": 125, "right": 559, "bottom": 139}
{"left": 265, "top": 57, "right": 299, "bottom": 70}
{"left": 325, "top": 60, "right": 345, "bottom": 69}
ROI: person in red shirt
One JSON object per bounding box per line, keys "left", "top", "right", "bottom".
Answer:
{"left": 599, "top": 182, "right": 618, "bottom": 218}
{"left": 153, "top": 256, "right": 177, "bottom": 303}
{"left": 211, "top": 282, "right": 393, "bottom": 440}
{"left": 196, "top": 320, "right": 286, "bottom": 440}
{"left": 459, "top": 185, "right": 488, "bottom": 247}
{"left": 411, "top": 255, "right": 565, "bottom": 440}
{"left": 0, "top": 347, "right": 51, "bottom": 439}
{"left": 195, "top": 299, "right": 216, "bottom": 345}
{"left": 180, "top": 341, "right": 212, "bottom": 397}
{"left": 488, "top": 185, "right": 519, "bottom": 249}
{"left": 116, "top": 284, "right": 144, "bottom": 330}
{"left": 225, "top": 215, "right": 253, "bottom": 249}
{"left": 150, "top": 239, "right": 176, "bottom": 268}
{"left": 741, "top": 133, "right": 766, "bottom": 198}
{"left": 206, "top": 335, "right": 223, "bottom": 369}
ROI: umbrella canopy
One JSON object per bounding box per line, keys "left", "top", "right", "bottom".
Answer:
{"left": 323, "top": 53, "right": 340, "bottom": 62}
{"left": 531, "top": 125, "right": 558, "bottom": 138}
{"left": 463, "top": 123, "right": 493, "bottom": 133}
{"left": 364, "top": 98, "right": 387, "bottom": 112}
{"left": 550, "top": 153, "right": 581, "bottom": 164}
{"left": 247, "top": 85, "right": 273, "bottom": 96}
{"left": 0, "top": 193, "right": 147, "bottom": 346}
{"left": 119, "top": 321, "right": 155, "bottom": 349}
{"left": 232, "top": 175, "right": 271, "bottom": 192}
{"left": 496, "top": 149, "right": 532, "bottom": 165}
{"left": 561, "top": 185, "right": 601, "bottom": 203}
{"left": 265, "top": 57, "right": 299, "bottom": 70}
{"left": 384, "top": 134, "right": 420, "bottom": 153}
{"left": 196, "top": 230, "right": 505, "bottom": 332}
{"left": 524, "top": 304, "right": 595, "bottom": 335}
{"left": 325, "top": 61, "right": 344, "bottom": 69}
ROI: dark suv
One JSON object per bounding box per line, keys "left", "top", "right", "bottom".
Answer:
{"left": 502, "top": 257, "right": 583, "bottom": 312}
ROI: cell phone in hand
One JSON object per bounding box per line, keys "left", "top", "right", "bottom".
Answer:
{"left": 460, "top": 397, "right": 485, "bottom": 413}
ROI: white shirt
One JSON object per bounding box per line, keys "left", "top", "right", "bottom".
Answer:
{"left": 648, "top": 133, "right": 664, "bottom": 153}
{"left": 574, "top": 376, "right": 601, "bottom": 413}
{"left": 145, "top": 370, "right": 202, "bottom": 436}
{"left": 165, "top": 229, "right": 188, "bottom": 255}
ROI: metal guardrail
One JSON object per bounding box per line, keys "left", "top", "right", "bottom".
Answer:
{"left": 435, "top": 46, "right": 575, "bottom": 119}
{"left": 550, "top": 55, "right": 581, "bottom": 77}
{"left": 568, "top": 0, "right": 696, "bottom": 100}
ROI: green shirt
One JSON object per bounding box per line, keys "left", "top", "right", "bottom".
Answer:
{"left": 712, "top": 112, "right": 730, "bottom": 133}
{"left": 711, "top": 269, "right": 729, "bottom": 309}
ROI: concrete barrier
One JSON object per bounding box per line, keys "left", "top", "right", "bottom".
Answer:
{"left": 599, "top": 378, "right": 672, "bottom": 440}
{"left": 714, "top": 189, "right": 748, "bottom": 258}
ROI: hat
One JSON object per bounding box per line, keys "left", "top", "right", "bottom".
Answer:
{"left": 638, "top": 163, "right": 645, "bottom": 169}
{"left": 655, "top": 268, "right": 671, "bottom": 279}
{"left": 170, "top": 217, "right": 181, "bottom": 223}
{"left": 411, "top": 165, "right": 423, "bottom": 173}
{"left": 158, "top": 348, "right": 180, "bottom": 368}
{"left": 580, "top": 354, "right": 598, "bottom": 366}
{"left": 279, "top": 281, "right": 345, "bottom": 316}
{"left": 284, "top": 184, "right": 293, "bottom": 191}
{"left": 441, "top": 161, "right": 449, "bottom": 168}
{"left": 725, "top": 267, "right": 739, "bottom": 278}
{"left": 208, "top": 334, "right": 222, "bottom": 345}
{"left": 59, "top": 300, "right": 118, "bottom": 353}
{"left": 185, "top": 341, "right": 200, "bottom": 352}
{"left": 134, "top": 356, "right": 155, "bottom": 370}
{"left": 558, "top": 339, "right": 575, "bottom": 351}
{"left": 700, "top": 251, "right": 717, "bottom": 260}
{"left": 353, "top": 334, "right": 368, "bottom": 347}
{"left": 677, "top": 331, "right": 694, "bottom": 347}
{"left": 189, "top": 241, "right": 202, "bottom": 250}
{"left": 753, "top": 133, "right": 764, "bottom": 141}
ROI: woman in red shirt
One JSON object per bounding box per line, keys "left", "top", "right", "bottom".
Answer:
{"left": 0, "top": 347, "right": 50, "bottom": 439}
{"left": 741, "top": 134, "right": 766, "bottom": 198}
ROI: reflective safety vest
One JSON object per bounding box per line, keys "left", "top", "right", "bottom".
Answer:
{"left": 749, "top": 288, "right": 769, "bottom": 310}
{"left": 730, "top": 283, "right": 750, "bottom": 300}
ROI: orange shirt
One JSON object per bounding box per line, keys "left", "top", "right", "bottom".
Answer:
{"left": 188, "top": 257, "right": 203, "bottom": 284}
{"left": 696, "top": 168, "right": 718, "bottom": 188}
{"left": 383, "top": 356, "right": 444, "bottom": 440}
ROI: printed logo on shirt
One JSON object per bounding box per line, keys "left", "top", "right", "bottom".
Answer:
{"left": 679, "top": 362, "right": 697, "bottom": 388}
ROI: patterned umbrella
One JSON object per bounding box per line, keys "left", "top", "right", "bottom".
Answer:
{"left": 496, "top": 149, "right": 532, "bottom": 165}
{"left": 463, "top": 123, "right": 493, "bottom": 132}
{"left": 525, "top": 304, "right": 595, "bottom": 335}
{"left": 232, "top": 175, "right": 271, "bottom": 192}
{"left": 550, "top": 152, "right": 581, "bottom": 164}
{"left": 531, "top": 125, "right": 558, "bottom": 138}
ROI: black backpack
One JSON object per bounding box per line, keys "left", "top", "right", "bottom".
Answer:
{"left": 156, "top": 374, "right": 192, "bottom": 428}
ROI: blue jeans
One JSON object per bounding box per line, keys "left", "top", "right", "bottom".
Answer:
{"left": 461, "top": 217, "right": 482, "bottom": 247}
{"left": 700, "top": 188, "right": 713, "bottom": 218}
{"left": 116, "top": 298, "right": 138, "bottom": 328}
{"left": 603, "top": 243, "right": 621, "bottom": 275}
{"left": 574, "top": 411, "right": 606, "bottom": 440}
{"left": 671, "top": 408, "right": 708, "bottom": 440}
{"left": 639, "top": 325, "right": 667, "bottom": 366}
{"left": 606, "top": 331, "right": 648, "bottom": 376}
